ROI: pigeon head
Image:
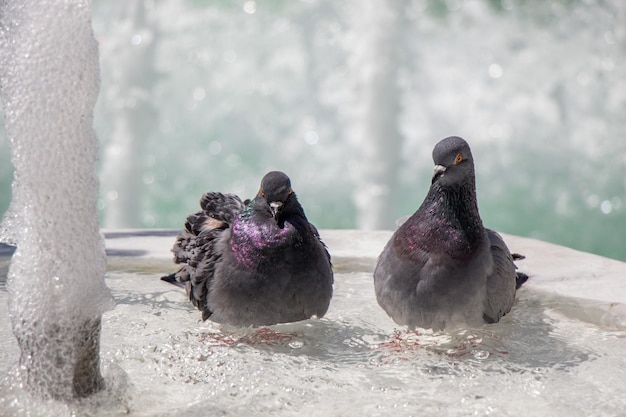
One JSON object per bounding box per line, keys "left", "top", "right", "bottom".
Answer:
{"left": 431, "top": 136, "right": 475, "bottom": 187}
{"left": 258, "top": 171, "right": 294, "bottom": 221}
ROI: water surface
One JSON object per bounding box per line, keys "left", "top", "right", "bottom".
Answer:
{"left": 1, "top": 240, "right": 625, "bottom": 416}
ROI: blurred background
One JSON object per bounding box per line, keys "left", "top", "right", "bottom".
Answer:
{"left": 0, "top": 0, "right": 624, "bottom": 261}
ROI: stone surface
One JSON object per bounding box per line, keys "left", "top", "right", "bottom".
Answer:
{"left": 103, "top": 229, "right": 626, "bottom": 307}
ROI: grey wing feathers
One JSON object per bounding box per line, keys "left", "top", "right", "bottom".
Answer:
{"left": 483, "top": 228, "right": 517, "bottom": 324}
{"left": 199, "top": 192, "right": 245, "bottom": 225}
{"left": 309, "top": 223, "right": 333, "bottom": 272}
{"left": 171, "top": 192, "right": 245, "bottom": 320}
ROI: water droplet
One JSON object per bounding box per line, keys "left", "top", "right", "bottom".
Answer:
{"left": 488, "top": 63, "right": 503, "bottom": 79}
{"left": 243, "top": 1, "right": 256, "bottom": 14}
{"left": 288, "top": 340, "right": 304, "bottom": 349}
{"left": 473, "top": 350, "right": 490, "bottom": 359}
{"left": 304, "top": 130, "right": 319, "bottom": 145}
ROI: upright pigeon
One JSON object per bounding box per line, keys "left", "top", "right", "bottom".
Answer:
{"left": 374, "top": 136, "right": 527, "bottom": 330}
{"left": 163, "top": 171, "right": 334, "bottom": 327}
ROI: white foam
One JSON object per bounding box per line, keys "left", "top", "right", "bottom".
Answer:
{"left": 0, "top": 0, "right": 113, "bottom": 402}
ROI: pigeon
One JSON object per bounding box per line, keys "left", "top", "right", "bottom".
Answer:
{"left": 373, "top": 136, "right": 527, "bottom": 331}
{"left": 163, "top": 171, "right": 334, "bottom": 327}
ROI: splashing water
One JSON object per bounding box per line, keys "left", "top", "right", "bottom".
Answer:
{"left": 2, "top": 231, "right": 626, "bottom": 416}
{"left": 0, "top": 0, "right": 113, "bottom": 404}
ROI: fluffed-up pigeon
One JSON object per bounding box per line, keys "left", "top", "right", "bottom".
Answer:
{"left": 163, "top": 171, "right": 334, "bottom": 327}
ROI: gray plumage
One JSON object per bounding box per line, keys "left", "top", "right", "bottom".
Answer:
{"left": 374, "top": 136, "right": 526, "bottom": 330}
{"left": 163, "top": 171, "right": 334, "bottom": 327}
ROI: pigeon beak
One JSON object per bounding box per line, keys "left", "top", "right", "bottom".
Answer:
{"left": 432, "top": 164, "right": 446, "bottom": 184}
{"left": 269, "top": 201, "right": 283, "bottom": 219}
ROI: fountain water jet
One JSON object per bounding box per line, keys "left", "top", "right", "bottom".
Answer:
{"left": 0, "top": 0, "right": 113, "bottom": 402}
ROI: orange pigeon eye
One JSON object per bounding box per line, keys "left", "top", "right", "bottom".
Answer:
{"left": 454, "top": 153, "right": 463, "bottom": 164}
{"left": 260, "top": 188, "right": 265, "bottom": 197}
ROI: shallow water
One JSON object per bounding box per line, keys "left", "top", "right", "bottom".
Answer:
{"left": 1, "top": 247, "right": 626, "bottom": 416}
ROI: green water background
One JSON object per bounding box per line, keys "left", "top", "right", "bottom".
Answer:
{"left": 1, "top": 0, "right": 624, "bottom": 261}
